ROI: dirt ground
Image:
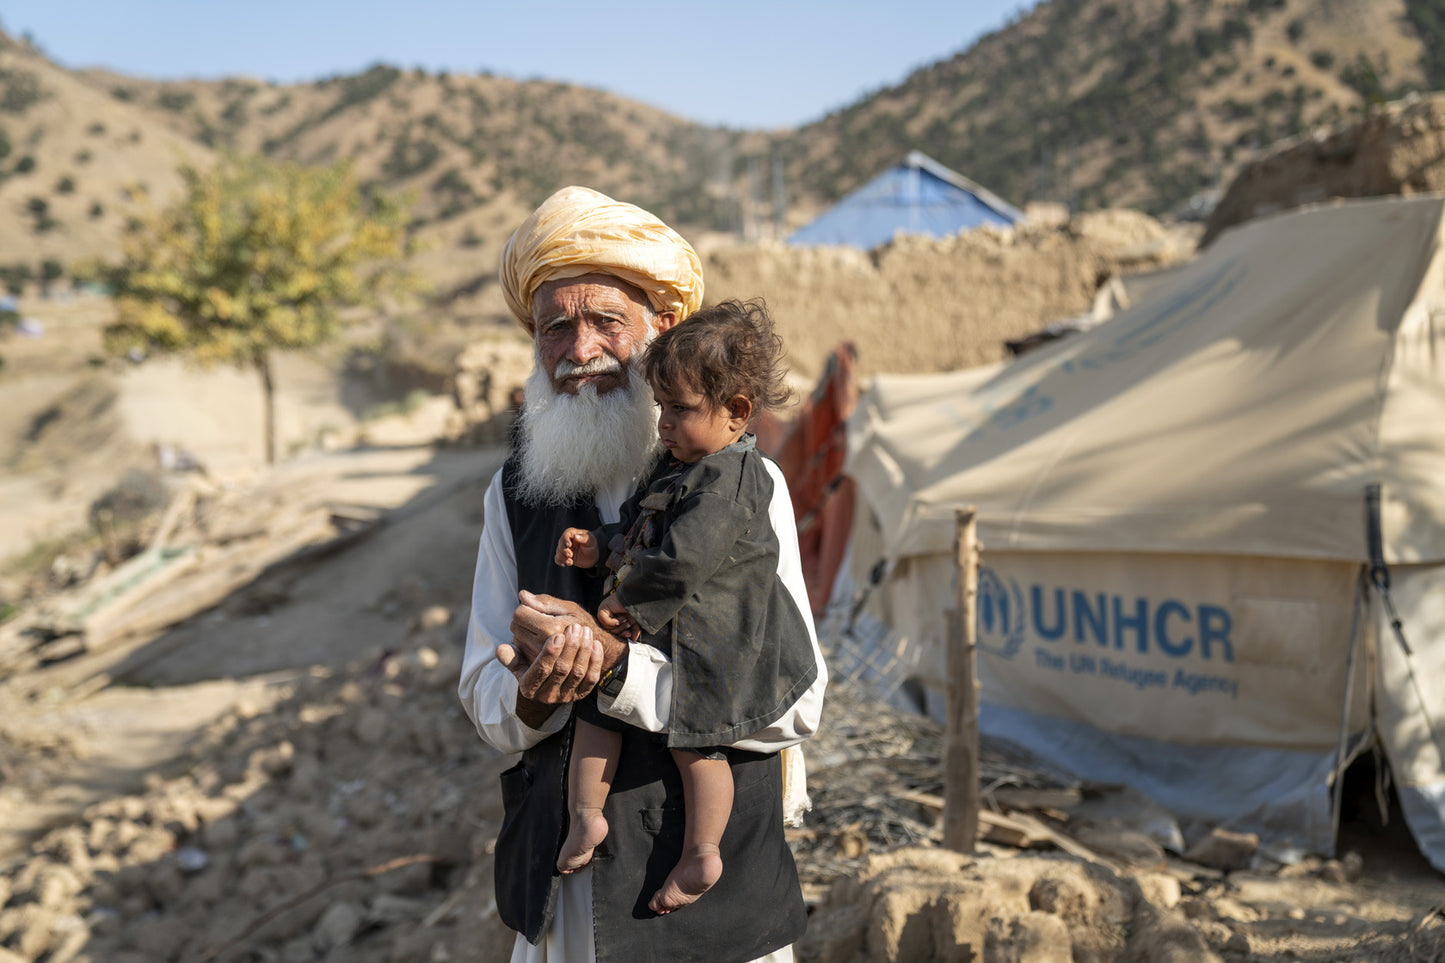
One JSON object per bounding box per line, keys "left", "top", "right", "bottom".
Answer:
{"left": 2, "top": 220, "right": 1444, "bottom": 962}
{"left": 2, "top": 441, "right": 1442, "bottom": 963}
{"left": 2, "top": 551, "right": 1443, "bottom": 962}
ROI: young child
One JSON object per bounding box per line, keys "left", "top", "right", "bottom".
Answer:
{"left": 553, "top": 298, "right": 817, "bottom": 915}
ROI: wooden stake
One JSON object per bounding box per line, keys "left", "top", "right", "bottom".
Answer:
{"left": 944, "top": 507, "right": 979, "bottom": 853}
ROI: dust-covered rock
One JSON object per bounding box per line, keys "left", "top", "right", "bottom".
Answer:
{"left": 1185, "top": 828, "right": 1259, "bottom": 873}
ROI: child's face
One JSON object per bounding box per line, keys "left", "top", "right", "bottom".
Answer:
{"left": 652, "top": 383, "right": 749, "bottom": 463}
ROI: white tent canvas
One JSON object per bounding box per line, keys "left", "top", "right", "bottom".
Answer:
{"left": 843, "top": 196, "right": 1445, "bottom": 868}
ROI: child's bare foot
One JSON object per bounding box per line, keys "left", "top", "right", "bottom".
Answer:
{"left": 648, "top": 845, "right": 722, "bottom": 914}
{"left": 557, "top": 807, "right": 609, "bottom": 873}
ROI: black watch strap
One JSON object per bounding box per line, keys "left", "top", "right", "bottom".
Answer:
{"left": 598, "top": 649, "right": 629, "bottom": 699}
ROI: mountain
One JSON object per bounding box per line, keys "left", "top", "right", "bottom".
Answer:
{"left": 4, "top": 0, "right": 1445, "bottom": 301}
{"left": 82, "top": 64, "right": 745, "bottom": 230}
{"left": 777, "top": 0, "right": 1444, "bottom": 217}
{"left": 0, "top": 32, "right": 211, "bottom": 270}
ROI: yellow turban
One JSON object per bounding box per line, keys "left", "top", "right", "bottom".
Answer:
{"left": 500, "top": 186, "right": 704, "bottom": 328}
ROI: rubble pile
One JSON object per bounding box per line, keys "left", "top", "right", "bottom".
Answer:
{"left": 0, "top": 619, "right": 518, "bottom": 963}
{"left": 440, "top": 337, "right": 533, "bottom": 447}
{"left": 799, "top": 848, "right": 1221, "bottom": 963}
{"left": 0, "top": 644, "right": 1441, "bottom": 962}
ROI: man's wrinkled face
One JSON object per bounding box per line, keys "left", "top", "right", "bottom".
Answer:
{"left": 529, "top": 274, "right": 674, "bottom": 395}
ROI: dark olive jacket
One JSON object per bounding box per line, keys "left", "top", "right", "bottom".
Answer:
{"left": 598, "top": 437, "right": 819, "bottom": 749}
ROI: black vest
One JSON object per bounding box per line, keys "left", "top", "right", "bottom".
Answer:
{"left": 492, "top": 455, "right": 807, "bottom": 961}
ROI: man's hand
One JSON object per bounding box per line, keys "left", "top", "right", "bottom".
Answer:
{"left": 505, "top": 591, "right": 629, "bottom": 728}
{"left": 496, "top": 622, "right": 603, "bottom": 729}
{"left": 555, "top": 528, "right": 600, "bottom": 569}
{"left": 510, "top": 590, "right": 627, "bottom": 669}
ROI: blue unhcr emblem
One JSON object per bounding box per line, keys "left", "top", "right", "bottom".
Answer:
{"left": 976, "top": 567, "right": 1025, "bottom": 660}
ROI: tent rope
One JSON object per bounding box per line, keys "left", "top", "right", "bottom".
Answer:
{"left": 1363, "top": 484, "right": 1445, "bottom": 759}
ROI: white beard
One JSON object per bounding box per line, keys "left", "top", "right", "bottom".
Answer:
{"left": 514, "top": 356, "right": 661, "bottom": 507}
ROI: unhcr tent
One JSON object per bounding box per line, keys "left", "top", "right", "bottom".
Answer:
{"left": 842, "top": 196, "right": 1445, "bottom": 869}
{"left": 788, "top": 151, "right": 1023, "bottom": 249}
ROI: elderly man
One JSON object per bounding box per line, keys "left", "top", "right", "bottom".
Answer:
{"left": 458, "top": 186, "right": 827, "bottom": 963}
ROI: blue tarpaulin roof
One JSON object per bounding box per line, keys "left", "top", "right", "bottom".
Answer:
{"left": 788, "top": 150, "right": 1024, "bottom": 250}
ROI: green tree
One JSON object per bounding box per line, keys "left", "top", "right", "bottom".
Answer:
{"left": 105, "top": 155, "right": 416, "bottom": 464}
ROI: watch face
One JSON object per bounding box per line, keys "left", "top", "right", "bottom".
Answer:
{"left": 600, "top": 658, "right": 626, "bottom": 698}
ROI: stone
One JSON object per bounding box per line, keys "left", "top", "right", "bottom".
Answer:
{"left": 251, "top": 741, "right": 296, "bottom": 777}
{"left": 1073, "top": 825, "right": 1166, "bottom": 866}
{"left": 86, "top": 817, "right": 116, "bottom": 853}
{"left": 36, "top": 863, "right": 84, "bottom": 908}
{"left": 369, "top": 893, "right": 427, "bottom": 925}
{"left": 237, "top": 835, "right": 286, "bottom": 870}
{"left": 201, "top": 814, "right": 240, "bottom": 851}
{"left": 314, "top": 900, "right": 363, "bottom": 952}
{"left": 194, "top": 796, "right": 237, "bottom": 825}
{"left": 144, "top": 860, "right": 186, "bottom": 907}
{"left": 128, "top": 914, "right": 187, "bottom": 958}
{"left": 1137, "top": 871, "right": 1183, "bottom": 910}
{"left": 1184, "top": 828, "right": 1259, "bottom": 873}
{"left": 280, "top": 935, "right": 315, "bottom": 963}
{"left": 1008, "top": 911, "right": 1073, "bottom": 963}
{"left": 418, "top": 606, "right": 452, "bottom": 630}
{"left": 1210, "top": 897, "right": 1258, "bottom": 922}
{"left": 44, "top": 915, "right": 87, "bottom": 963}
{"left": 1129, "top": 905, "right": 1225, "bottom": 963}
{"left": 14, "top": 905, "right": 58, "bottom": 959}
{"left": 122, "top": 826, "right": 177, "bottom": 865}
{"left": 1320, "top": 850, "right": 1364, "bottom": 883}
{"left": 390, "top": 928, "right": 441, "bottom": 963}
{"left": 354, "top": 708, "right": 389, "bottom": 747}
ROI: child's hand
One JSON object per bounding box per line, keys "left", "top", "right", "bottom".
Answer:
{"left": 555, "top": 528, "right": 599, "bottom": 568}
{"left": 598, "top": 595, "right": 640, "bottom": 641}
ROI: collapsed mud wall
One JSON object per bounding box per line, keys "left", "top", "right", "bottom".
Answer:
{"left": 702, "top": 211, "right": 1192, "bottom": 382}
{"left": 1203, "top": 93, "right": 1445, "bottom": 247}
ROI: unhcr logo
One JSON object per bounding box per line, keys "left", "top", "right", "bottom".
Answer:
{"left": 976, "top": 567, "right": 1025, "bottom": 659}
{"left": 974, "top": 571, "right": 1236, "bottom": 665}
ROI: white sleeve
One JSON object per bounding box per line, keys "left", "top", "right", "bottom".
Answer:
{"left": 599, "top": 457, "right": 829, "bottom": 750}
{"left": 730, "top": 457, "right": 828, "bottom": 752}
{"left": 457, "top": 468, "right": 570, "bottom": 753}
{"left": 596, "top": 639, "right": 674, "bottom": 732}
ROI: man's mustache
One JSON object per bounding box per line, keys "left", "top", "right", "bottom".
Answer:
{"left": 554, "top": 355, "right": 625, "bottom": 379}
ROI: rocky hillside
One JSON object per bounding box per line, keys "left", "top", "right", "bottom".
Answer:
{"left": 777, "top": 0, "right": 1445, "bottom": 218}
{"left": 4, "top": 0, "right": 1445, "bottom": 303}
{"left": 83, "top": 64, "right": 740, "bottom": 230}
{"left": 0, "top": 33, "right": 210, "bottom": 271}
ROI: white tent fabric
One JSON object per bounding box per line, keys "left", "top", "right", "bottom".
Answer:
{"left": 843, "top": 196, "right": 1445, "bottom": 867}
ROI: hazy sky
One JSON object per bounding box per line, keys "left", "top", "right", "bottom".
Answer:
{"left": 0, "top": 1, "right": 1034, "bottom": 129}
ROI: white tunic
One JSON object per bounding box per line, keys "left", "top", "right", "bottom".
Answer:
{"left": 458, "top": 459, "right": 827, "bottom": 963}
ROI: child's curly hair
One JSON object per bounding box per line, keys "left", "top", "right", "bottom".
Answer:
{"left": 642, "top": 298, "right": 793, "bottom": 417}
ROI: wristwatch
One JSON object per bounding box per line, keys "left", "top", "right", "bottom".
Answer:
{"left": 598, "top": 650, "right": 629, "bottom": 699}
